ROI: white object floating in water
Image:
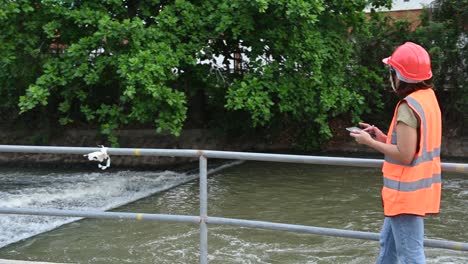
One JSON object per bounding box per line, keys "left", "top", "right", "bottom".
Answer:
{"left": 83, "top": 145, "right": 111, "bottom": 170}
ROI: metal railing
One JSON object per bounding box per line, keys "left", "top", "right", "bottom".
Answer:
{"left": 0, "top": 145, "right": 467, "bottom": 263}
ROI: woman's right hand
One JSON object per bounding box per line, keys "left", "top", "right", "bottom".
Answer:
{"left": 359, "top": 122, "right": 387, "bottom": 143}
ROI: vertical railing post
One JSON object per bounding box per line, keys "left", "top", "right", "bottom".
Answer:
{"left": 199, "top": 155, "right": 208, "bottom": 264}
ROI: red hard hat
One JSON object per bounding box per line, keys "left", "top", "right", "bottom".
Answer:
{"left": 382, "top": 42, "right": 432, "bottom": 82}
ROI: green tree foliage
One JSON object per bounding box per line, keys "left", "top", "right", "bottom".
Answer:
{"left": 416, "top": 0, "right": 468, "bottom": 130}
{"left": 352, "top": 0, "right": 467, "bottom": 135}
{"left": 223, "top": 0, "right": 380, "bottom": 145}
{"left": 349, "top": 11, "right": 413, "bottom": 127}
{"left": 0, "top": 2, "right": 41, "bottom": 116}
{"left": 1, "top": 0, "right": 392, "bottom": 147}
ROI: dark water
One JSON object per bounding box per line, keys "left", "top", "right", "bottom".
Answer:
{"left": 0, "top": 161, "right": 466, "bottom": 263}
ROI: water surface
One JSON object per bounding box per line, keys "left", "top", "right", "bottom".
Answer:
{"left": 0, "top": 161, "right": 466, "bottom": 263}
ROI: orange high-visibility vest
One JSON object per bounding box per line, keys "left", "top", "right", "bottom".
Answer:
{"left": 382, "top": 88, "right": 442, "bottom": 217}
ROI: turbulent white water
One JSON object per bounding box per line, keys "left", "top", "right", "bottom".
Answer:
{"left": 0, "top": 161, "right": 242, "bottom": 248}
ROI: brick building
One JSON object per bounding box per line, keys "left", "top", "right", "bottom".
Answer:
{"left": 365, "top": 0, "right": 435, "bottom": 30}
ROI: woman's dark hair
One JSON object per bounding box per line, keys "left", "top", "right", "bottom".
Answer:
{"left": 390, "top": 70, "right": 433, "bottom": 98}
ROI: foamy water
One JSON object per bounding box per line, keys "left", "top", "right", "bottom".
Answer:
{"left": 0, "top": 161, "right": 242, "bottom": 248}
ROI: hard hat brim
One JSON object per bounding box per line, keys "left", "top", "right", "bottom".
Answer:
{"left": 382, "top": 57, "right": 390, "bottom": 64}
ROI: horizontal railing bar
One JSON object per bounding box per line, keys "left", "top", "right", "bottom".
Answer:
{"left": 207, "top": 217, "right": 468, "bottom": 252}
{"left": 208, "top": 216, "right": 380, "bottom": 241}
{"left": 0, "top": 145, "right": 200, "bottom": 157}
{"left": 0, "top": 145, "right": 465, "bottom": 173}
{"left": 0, "top": 208, "right": 200, "bottom": 224}
{"left": 424, "top": 238, "right": 468, "bottom": 252}
{"left": 203, "top": 150, "right": 383, "bottom": 168}
{"left": 1, "top": 207, "right": 466, "bottom": 252}
{"left": 439, "top": 162, "right": 468, "bottom": 174}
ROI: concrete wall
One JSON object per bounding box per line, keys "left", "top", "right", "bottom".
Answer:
{"left": 0, "top": 128, "right": 465, "bottom": 169}
{"left": 0, "top": 129, "right": 288, "bottom": 168}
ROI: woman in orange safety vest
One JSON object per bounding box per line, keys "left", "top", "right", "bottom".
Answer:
{"left": 350, "top": 42, "right": 442, "bottom": 264}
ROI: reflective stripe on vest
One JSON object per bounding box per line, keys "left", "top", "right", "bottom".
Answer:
{"left": 383, "top": 173, "right": 441, "bottom": 192}
{"left": 382, "top": 89, "right": 442, "bottom": 216}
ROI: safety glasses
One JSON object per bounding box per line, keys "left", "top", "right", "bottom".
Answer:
{"left": 388, "top": 66, "right": 397, "bottom": 92}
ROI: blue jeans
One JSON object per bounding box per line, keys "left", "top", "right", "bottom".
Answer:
{"left": 375, "top": 215, "right": 426, "bottom": 264}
